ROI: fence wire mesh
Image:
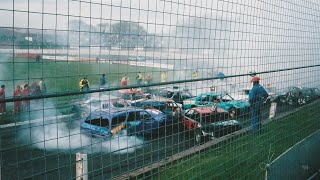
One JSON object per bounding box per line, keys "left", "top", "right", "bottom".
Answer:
{"left": 0, "top": 0, "right": 320, "bottom": 179}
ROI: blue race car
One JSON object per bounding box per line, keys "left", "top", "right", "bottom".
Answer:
{"left": 183, "top": 92, "right": 250, "bottom": 117}
{"left": 131, "top": 99, "right": 183, "bottom": 127}
{"left": 80, "top": 108, "right": 165, "bottom": 138}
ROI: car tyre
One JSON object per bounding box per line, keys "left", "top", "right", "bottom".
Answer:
{"left": 195, "top": 129, "right": 203, "bottom": 144}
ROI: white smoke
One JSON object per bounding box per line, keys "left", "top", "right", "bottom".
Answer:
{"left": 18, "top": 121, "right": 144, "bottom": 154}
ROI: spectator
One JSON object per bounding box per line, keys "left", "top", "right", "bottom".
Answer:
{"left": 0, "top": 85, "right": 6, "bottom": 113}
{"left": 79, "top": 77, "right": 90, "bottom": 91}
{"left": 144, "top": 74, "right": 153, "bottom": 85}
{"left": 21, "top": 84, "right": 30, "bottom": 112}
{"left": 193, "top": 70, "right": 199, "bottom": 79}
{"left": 100, "top": 74, "right": 107, "bottom": 88}
{"left": 29, "top": 80, "right": 37, "bottom": 95}
{"left": 13, "top": 85, "right": 21, "bottom": 113}
{"left": 160, "top": 72, "right": 167, "bottom": 83}
{"left": 38, "top": 78, "right": 47, "bottom": 94}
{"left": 136, "top": 72, "right": 143, "bottom": 85}
{"left": 121, "top": 74, "right": 129, "bottom": 87}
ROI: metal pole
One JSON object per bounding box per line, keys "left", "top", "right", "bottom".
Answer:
{"left": 269, "top": 102, "right": 277, "bottom": 119}
{"left": 76, "top": 153, "right": 88, "bottom": 180}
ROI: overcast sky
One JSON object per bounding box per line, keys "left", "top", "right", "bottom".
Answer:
{"left": 0, "top": 0, "right": 248, "bottom": 33}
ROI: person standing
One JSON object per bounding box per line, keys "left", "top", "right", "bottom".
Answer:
{"left": 160, "top": 72, "right": 168, "bottom": 83}
{"left": 79, "top": 77, "right": 90, "bottom": 91}
{"left": 193, "top": 70, "right": 199, "bottom": 79}
{"left": 121, "top": 74, "right": 129, "bottom": 87}
{"left": 38, "top": 78, "right": 47, "bottom": 94}
{"left": 100, "top": 74, "right": 107, "bottom": 88}
{"left": 136, "top": 71, "right": 143, "bottom": 85}
{"left": 13, "top": 85, "right": 22, "bottom": 113}
{"left": 144, "top": 74, "right": 153, "bottom": 85}
{"left": 21, "top": 84, "right": 30, "bottom": 112}
{"left": 249, "top": 76, "right": 268, "bottom": 133}
{"left": 0, "top": 85, "right": 6, "bottom": 113}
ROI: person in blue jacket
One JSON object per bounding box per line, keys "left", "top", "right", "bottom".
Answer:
{"left": 249, "top": 76, "right": 268, "bottom": 133}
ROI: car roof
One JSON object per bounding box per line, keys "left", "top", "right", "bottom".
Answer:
{"left": 160, "top": 86, "right": 189, "bottom": 92}
{"left": 191, "top": 107, "right": 228, "bottom": 114}
{"left": 92, "top": 107, "right": 145, "bottom": 117}
{"left": 118, "top": 88, "right": 142, "bottom": 94}
{"left": 198, "top": 92, "right": 226, "bottom": 96}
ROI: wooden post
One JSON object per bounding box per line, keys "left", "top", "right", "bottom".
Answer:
{"left": 76, "top": 153, "right": 88, "bottom": 180}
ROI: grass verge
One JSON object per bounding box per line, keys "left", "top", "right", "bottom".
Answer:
{"left": 147, "top": 101, "right": 320, "bottom": 179}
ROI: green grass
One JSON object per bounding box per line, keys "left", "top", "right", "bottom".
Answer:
{"left": 0, "top": 55, "right": 165, "bottom": 117}
{"left": 1, "top": 56, "right": 164, "bottom": 94}
{"left": 149, "top": 101, "right": 320, "bottom": 180}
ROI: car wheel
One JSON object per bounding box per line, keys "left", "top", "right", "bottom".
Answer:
{"left": 286, "top": 96, "right": 295, "bottom": 105}
{"left": 297, "top": 97, "right": 306, "bottom": 105}
{"left": 195, "top": 129, "right": 202, "bottom": 144}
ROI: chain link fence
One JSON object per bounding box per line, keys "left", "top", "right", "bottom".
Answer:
{"left": 0, "top": 0, "right": 320, "bottom": 179}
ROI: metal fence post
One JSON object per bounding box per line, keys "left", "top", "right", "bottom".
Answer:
{"left": 76, "top": 153, "right": 88, "bottom": 180}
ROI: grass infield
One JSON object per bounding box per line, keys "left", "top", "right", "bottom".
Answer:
{"left": 147, "top": 101, "right": 320, "bottom": 179}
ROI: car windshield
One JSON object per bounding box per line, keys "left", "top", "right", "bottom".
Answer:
{"left": 181, "top": 91, "right": 192, "bottom": 99}
{"left": 197, "top": 94, "right": 211, "bottom": 102}
{"left": 185, "top": 110, "right": 200, "bottom": 121}
{"left": 220, "top": 94, "right": 234, "bottom": 102}
{"left": 159, "top": 90, "right": 174, "bottom": 98}
{"left": 85, "top": 111, "right": 109, "bottom": 127}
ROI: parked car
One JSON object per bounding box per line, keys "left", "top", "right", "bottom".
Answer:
{"left": 80, "top": 108, "right": 165, "bottom": 138}
{"left": 183, "top": 92, "right": 250, "bottom": 117}
{"left": 132, "top": 99, "right": 183, "bottom": 127}
{"left": 275, "top": 86, "right": 320, "bottom": 105}
{"left": 155, "top": 86, "right": 194, "bottom": 104}
{"left": 181, "top": 107, "right": 241, "bottom": 143}
{"left": 117, "top": 88, "right": 152, "bottom": 106}
{"left": 71, "top": 93, "right": 130, "bottom": 117}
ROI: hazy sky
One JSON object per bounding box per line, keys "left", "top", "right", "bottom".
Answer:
{"left": 0, "top": 0, "right": 250, "bottom": 33}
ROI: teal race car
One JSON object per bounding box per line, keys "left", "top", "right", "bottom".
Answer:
{"left": 183, "top": 92, "right": 250, "bottom": 117}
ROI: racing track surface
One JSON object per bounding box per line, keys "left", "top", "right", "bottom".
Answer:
{"left": 0, "top": 103, "right": 295, "bottom": 179}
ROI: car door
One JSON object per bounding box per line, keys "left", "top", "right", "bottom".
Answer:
{"left": 82, "top": 112, "right": 111, "bottom": 137}
{"left": 126, "top": 111, "right": 144, "bottom": 134}
{"left": 110, "top": 113, "right": 127, "bottom": 135}
{"left": 182, "top": 109, "right": 199, "bottom": 130}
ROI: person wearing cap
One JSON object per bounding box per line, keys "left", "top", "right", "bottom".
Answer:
{"left": 249, "top": 76, "right": 268, "bottom": 133}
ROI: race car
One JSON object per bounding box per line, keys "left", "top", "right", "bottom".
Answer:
{"left": 131, "top": 99, "right": 183, "bottom": 127}
{"left": 71, "top": 93, "right": 130, "bottom": 117}
{"left": 181, "top": 107, "right": 241, "bottom": 143}
{"left": 80, "top": 107, "right": 165, "bottom": 138}
{"left": 274, "top": 86, "right": 320, "bottom": 105}
{"left": 117, "top": 88, "right": 152, "bottom": 106}
{"left": 183, "top": 92, "right": 250, "bottom": 117}
{"left": 155, "top": 86, "right": 194, "bottom": 104}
